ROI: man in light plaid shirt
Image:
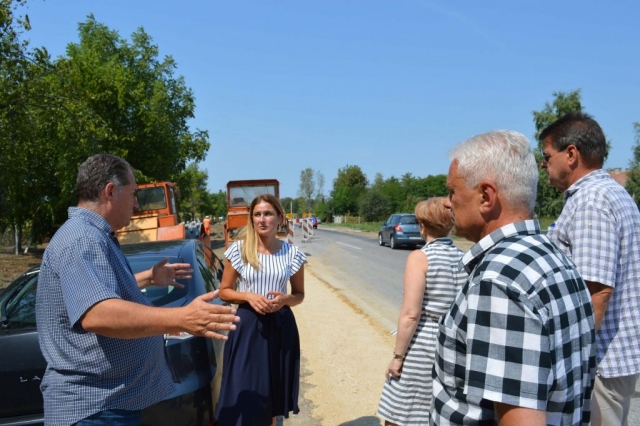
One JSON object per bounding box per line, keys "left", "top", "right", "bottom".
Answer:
{"left": 541, "top": 112, "right": 640, "bottom": 425}
{"left": 430, "top": 130, "right": 596, "bottom": 425}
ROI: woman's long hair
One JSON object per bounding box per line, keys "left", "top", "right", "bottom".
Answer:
{"left": 240, "top": 194, "right": 286, "bottom": 270}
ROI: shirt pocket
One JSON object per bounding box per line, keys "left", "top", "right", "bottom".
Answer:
{"left": 438, "top": 313, "right": 465, "bottom": 389}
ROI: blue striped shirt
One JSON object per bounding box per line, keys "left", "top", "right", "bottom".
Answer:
{"left": 548, "top": 169, "right": 640, "bottom": 378}
{"left": 36, "top": 207, "right": 174, "bottom": 426}
{"left": 225, "top": 241, "right": 306, "bottom": 297}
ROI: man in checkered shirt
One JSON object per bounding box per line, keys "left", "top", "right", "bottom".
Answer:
{"left": 430, "top": 131, "right": 596, "bottom": 425}
{"left": 541, "top": 112, "right": 640, "bottom": 425}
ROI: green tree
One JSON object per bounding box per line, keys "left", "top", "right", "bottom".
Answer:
{"left": 625, "top": 123, "right": 640, "bottom": 207}
{"left": 297, "top": 167, "right": 315, "bottom": 211}
{"left": 378, "top": 176, "right": 404, "bottom": 213}
{"left": 1, "top": 13, "right": 211, "bottom": 245}
{"left": 532, "top": 90, "right": 583, "bottom": 217}
{"left": 359, "top": 189, "right": 390, "bottom": 221}
{"left": 0, "top": 0, "right": 58, "bottom": 253}
{"left": 209, "top": 190, "right": 227, "bottom": 218}
{"left": 176, "top": 163, "right": 210, "bottom": 221}
{"left": 315, "top": 170, "right": 325, "bottom": 201}
{"left": 330, "top": 165, "right": 368, "bottom": 215}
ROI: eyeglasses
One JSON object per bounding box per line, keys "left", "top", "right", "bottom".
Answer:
{"left": 541, "top": 150, "right": 563, "bottom": 165}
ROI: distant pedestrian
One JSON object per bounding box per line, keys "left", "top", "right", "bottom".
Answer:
{"left": 541, "top": 111, "right": 640, "bottom": 425}
{"left": 377, "top": 197, "right": 467, "bottom": 425}
{"left": 203, "top": 215, "right": 211, "bottom": 235}
{"left": 216, "top": 194, "right": 306, "bottom": 426}
{"left": 430, "top": 130, "right": 595, "bottom": 425}
{"left": 200, "top": 215, "right": 211, "bottom": 248}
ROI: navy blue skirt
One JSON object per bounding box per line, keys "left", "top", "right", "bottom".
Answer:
{"left": 215, "top": 304, "right": 300, "bottom": 426}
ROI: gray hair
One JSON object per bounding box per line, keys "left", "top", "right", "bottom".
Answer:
{"left": 449, "top": 130, "right": 538, "bottom": 214}
{"left": 76, "top": 154, "right": 134, "bottom": 203}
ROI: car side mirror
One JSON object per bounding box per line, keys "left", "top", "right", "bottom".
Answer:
{"left": 381, "top": 222, "right": 386, "bottom": 226}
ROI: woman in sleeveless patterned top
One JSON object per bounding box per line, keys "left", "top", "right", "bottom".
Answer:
{"left": 377, "top": 197, "right": 468, "bottom": 425}
{"left": 216, "top": 194, "right": 306, "bottom": 426}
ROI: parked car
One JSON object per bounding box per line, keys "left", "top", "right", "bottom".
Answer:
{"left": 0, "top": 239, "right": 227, "bottom": 426}
{"left": 378, "top": 213, "right": 424, "bottom": 249}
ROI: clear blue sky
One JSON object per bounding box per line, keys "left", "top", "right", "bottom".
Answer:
{"left": 16, "top": 0, "right": 640, "bottom": 198}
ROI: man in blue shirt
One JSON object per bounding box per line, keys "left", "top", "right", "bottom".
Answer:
{"left": 541, "top": 112, "right": 640, "bottom": 425}
{"left": 36, "top": 154, "right": 240, "bottom": 426}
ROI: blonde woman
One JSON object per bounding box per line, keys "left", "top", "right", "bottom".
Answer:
{"left": 216, "top": 194, "right": 306, "bottom": 426}
{"left": 377, "top": 198, "right": 467, "bottom": 425}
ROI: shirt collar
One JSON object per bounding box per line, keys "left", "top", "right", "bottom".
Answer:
{"left": 425, "top": 237, "right": 453, "bottom": 247}
{"left": 68, "top": 206, "right": 113, "bottom": 236}
{"left": 564, "top": 169, "right": 608, "bottom": 201}
{"left": 461, "top": 219, "right": 541, "bottom": 274}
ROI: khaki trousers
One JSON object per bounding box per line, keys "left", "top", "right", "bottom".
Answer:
{"left": 591, "top": 373, "right": 639, "bottom": 426}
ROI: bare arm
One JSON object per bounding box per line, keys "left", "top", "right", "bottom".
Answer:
{"left": 386, "top": 250, "right": 428, "bottom": 380}
{"left": 269, "top": 265, "right": 305, "bottom": 311}
{"left": 218, "top": 262, "right": 274, "bottom": 314}
{"left": 585, "top": 280, "right": 613, "bottom": 331}
{"left": 80, "top": 290, "right": 239, "bottom": 340}
{"left": 494, "top": 402, "right": 546, "bottom": 426}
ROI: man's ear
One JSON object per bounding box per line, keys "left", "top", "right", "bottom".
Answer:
{"left": 102, "top": 182, "right": 116, "bottom": 201}
{"left": 566, "top": 144, "right": 579, "bottom": 167}
{"left": 478, "top": 181, "right": 498, "bottom": 214}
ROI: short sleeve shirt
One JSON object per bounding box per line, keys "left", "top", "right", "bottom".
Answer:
{"left": 225, "top": 240, "right": 307, "bottom": 297}
{"left": 547, "top": 169, "right": 640, "bottom": 377}
{"left": 36, "top": 208, "right": 174, "bottom": 426}
{"left": 430, "top": 220, "right": 596, "bottom": 426}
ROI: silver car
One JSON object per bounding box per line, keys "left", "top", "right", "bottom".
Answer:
{"left": 378, "top": 213, "right": 424, "bottom": 249}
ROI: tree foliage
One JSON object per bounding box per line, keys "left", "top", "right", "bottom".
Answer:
{"left": 532, "top": 90, "right": 583, "bottom": 217}
{"left": 297, "top": 167, "right": 326, "bottom": 212}
{"left": 0, "top": 8, "right": 210, "bottom": 244}
{"left": 297, "top": 167, "right": 315, "bottom": 209}
{"left": 330, "top": 165, "right": 368, "bottom": 215}
{"left": 625, "top": 123, "right": 640, "bottom": 208}
{"left": 359, "top": 190, "right": 390, "bottom": 222}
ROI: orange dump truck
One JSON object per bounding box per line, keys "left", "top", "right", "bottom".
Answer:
{"left": 225, "top": 179, "right": 285, "bottom": 248}
{"left": 116, "top": 181, "right": 201, "bottom": 244}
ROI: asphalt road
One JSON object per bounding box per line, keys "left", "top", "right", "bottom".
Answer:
{"left": 295, "top": 227, "right": 410, "bottom": 333}
{"left": 295, "top": 226, "right": 640, "bottom": 424}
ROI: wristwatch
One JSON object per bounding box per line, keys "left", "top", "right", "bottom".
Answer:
{"left": 393, "top": 352, "right": 405, "bottom": 360}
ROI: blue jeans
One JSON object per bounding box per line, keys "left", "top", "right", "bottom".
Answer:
{"left": 74, "top": 409, "right": 142, "bottom": 425}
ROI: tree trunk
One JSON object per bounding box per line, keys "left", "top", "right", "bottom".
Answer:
{"left": 14, "top": 224, "right": 22, "bottom": 255}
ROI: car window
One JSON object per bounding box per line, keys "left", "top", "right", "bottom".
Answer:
{"left": 1, "top": 271, "right": 38, "bottom": 329}
{"left": 386, "top": 215, "right": 395, "bottom": 224}
{"left": 399, "top": 215, "right": 417, "bottom": 225}
{"left": 128, "top": 256, "right": 188, "bottom": 306}
{"left": 197, "top": 245, "right": 223, "bottom": 293}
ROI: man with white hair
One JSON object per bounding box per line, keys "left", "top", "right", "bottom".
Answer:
{"left": 430, "top": 131, "right": 596, "bottom": 425}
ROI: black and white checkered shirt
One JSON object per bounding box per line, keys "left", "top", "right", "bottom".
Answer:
{"left": 430, "top": 220, "right": 596, "bottom": 426}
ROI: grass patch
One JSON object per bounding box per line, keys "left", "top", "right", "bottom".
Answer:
{"left": 537, "top": 216, "right": 556, "bottom": 230}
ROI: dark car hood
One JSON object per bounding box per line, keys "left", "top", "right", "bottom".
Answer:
{"left": 0, "top": 328, "right": 45, "bottom": 420}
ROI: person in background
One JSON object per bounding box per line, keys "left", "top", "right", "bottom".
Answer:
{"left": 36, "top": 154, "right": 239, "bottom": 426}
{"left": 430, "top": 130, "right": 596, "bottom": 425}
{"left": 377, "top": 197, "right": 467, "bottom": 425}
{"left": 541, "top": 111, "right": 640, "bottom": 425}
{"left": 215, "top": 194, "right": 306, "bottom": 426}
{"left": 200, "top": 215, "right": 212, "bottom": 248}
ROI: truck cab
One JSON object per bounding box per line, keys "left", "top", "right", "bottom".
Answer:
{"left": 225, "top": 179, "right": 285, "bottom": 248}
